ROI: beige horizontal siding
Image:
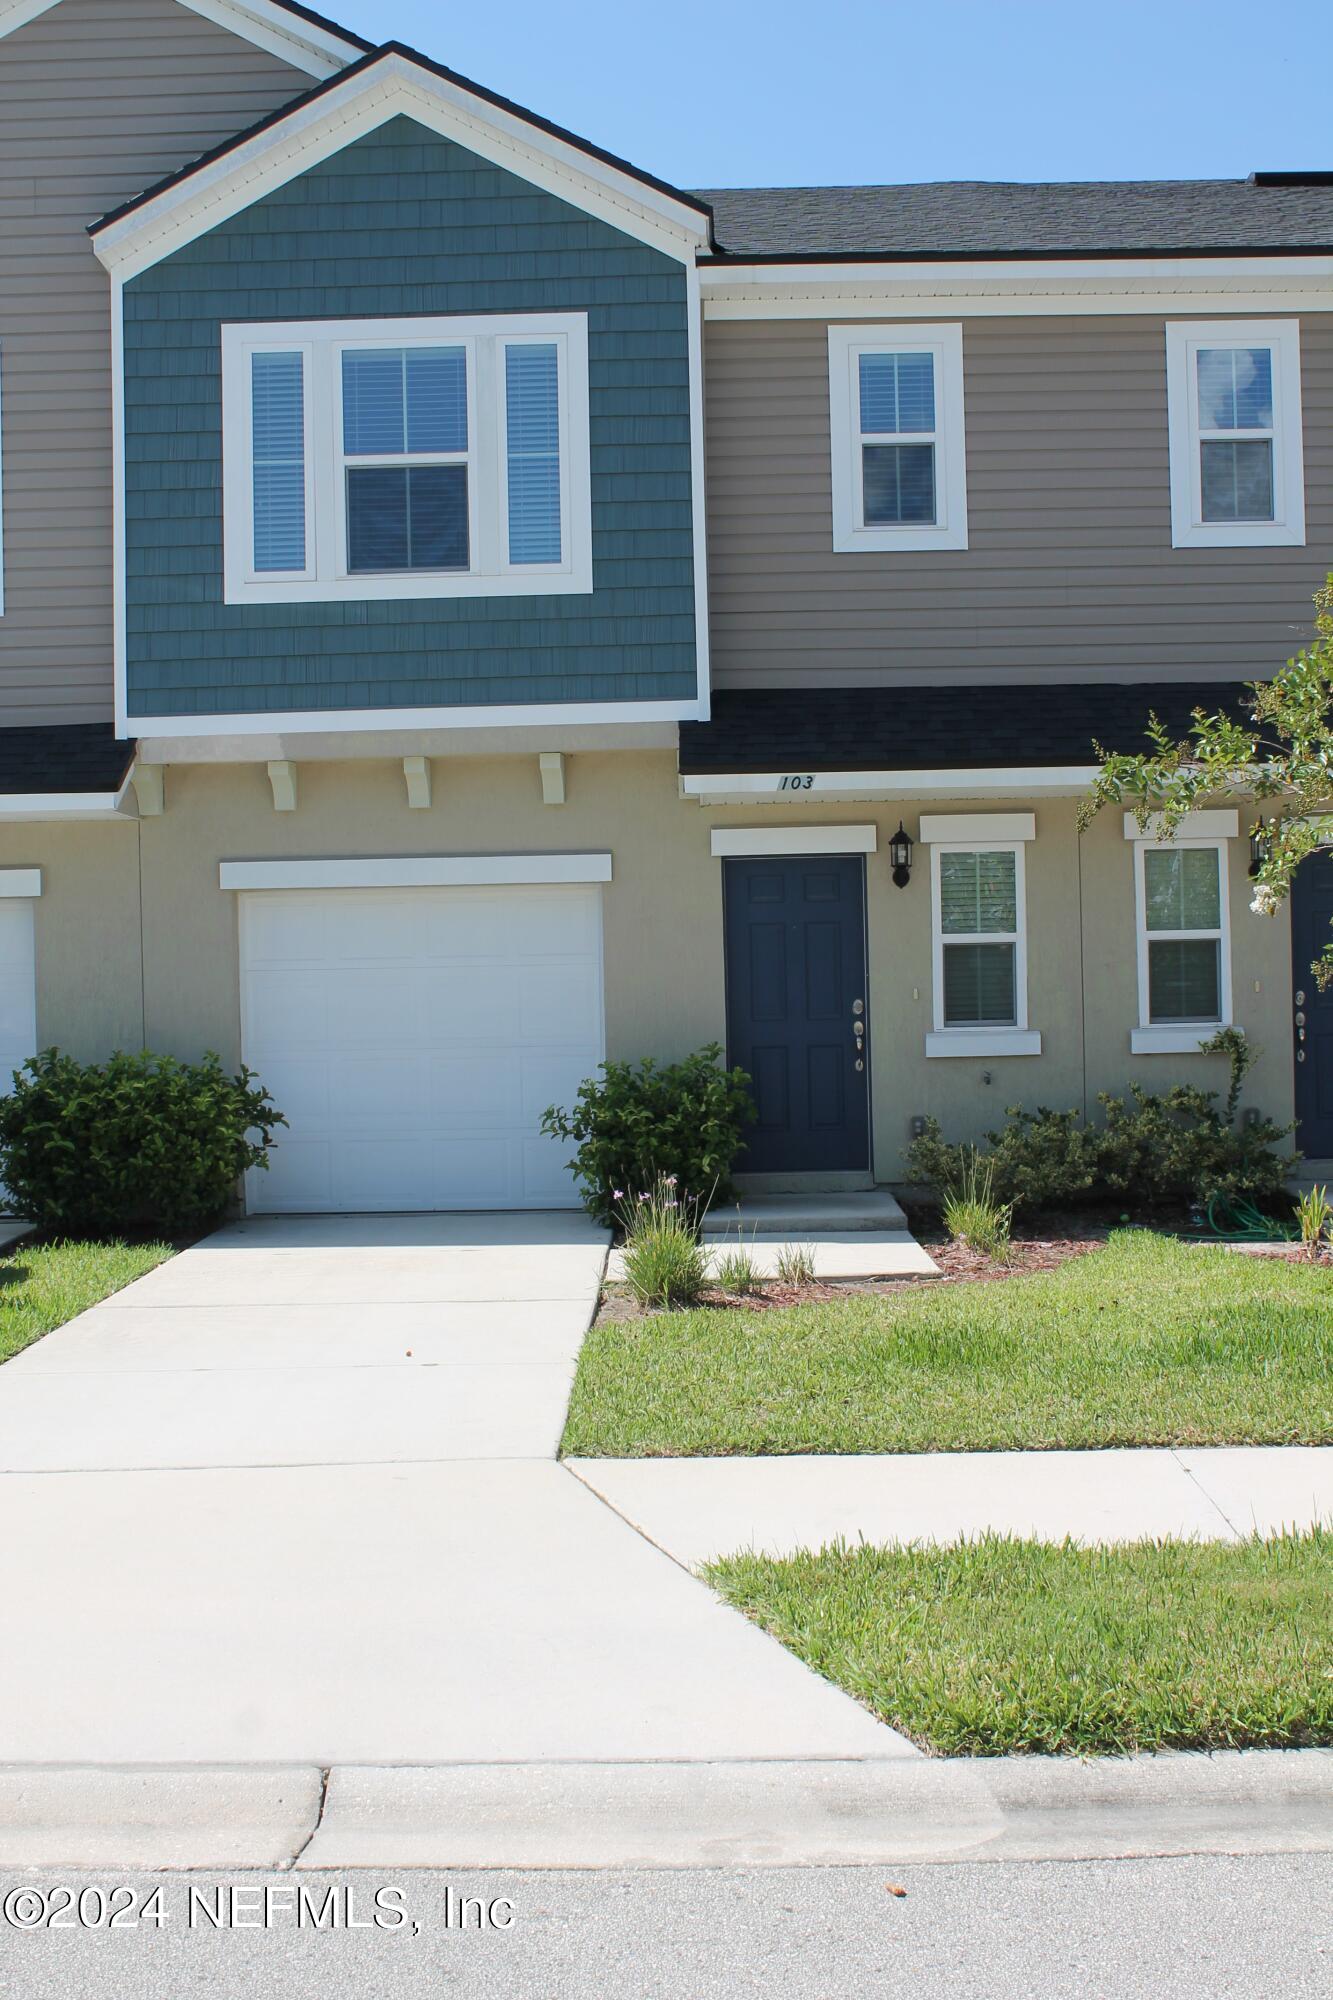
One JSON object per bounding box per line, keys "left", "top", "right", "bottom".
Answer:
{"left": 0, "top": 0, "right": 311, "bottom": 726}
{"left": 704, "top": 313, "right": 1333, "bottom": 688}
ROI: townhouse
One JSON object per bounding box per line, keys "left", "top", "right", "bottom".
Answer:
{"left": 0, "top": 0, "right": 1329, "bottom": 1211}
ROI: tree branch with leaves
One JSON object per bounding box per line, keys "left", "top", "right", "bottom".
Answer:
{"left": 1077, "top": 574, "right": 1333, "bottom": 986}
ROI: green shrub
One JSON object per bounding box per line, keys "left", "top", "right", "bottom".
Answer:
{"left": 906, "top": 1068, "right": 1292, "bottom": 1217}
{"left": 0, "top": 1048, "right": 285, "bottom": 1237}
{"left": 941, "top": 1149, "right": 1013, "bottom": 1260}
{"left": 619, "top": 1177, "right": 708, "bottom": 1307}
{"left": 909, "top": 1105, "right": 1100, "bottom": 1212}
{"left": 541, "top": 1043, "right": 754, "bottom": 1225}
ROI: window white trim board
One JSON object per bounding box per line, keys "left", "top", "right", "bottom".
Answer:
{"left": 91, "top": 55, "right": 711, "bottom": 280}
{"left": 1165, "top": 319, "right": 1305, "bottom": 549}
{"left": 1132, "top": 837, "right": 1233, "bottom": 1036}
{"left": 710, "top": 825, "right": 877, "bottom": 857}
{"left": 926, "top": 1029, "right": 1041, "bottom": 1059}
{"left": 221, "top": 313, "right": 593, "bottom": 606}
{"left": 1122, "top": 809, "right": 1239, "bottom": 841}
{"left": 929, "top": 838, "right": 1032, "bottom": 1041}
{"left": 219, "top": 852, "right": 614, "bottom": 891}
{"left": 921, "top": 812, "right": 1036, "bottom": 843}
{"left": 680, "top": 767, "right": 1100, "bottom": 803}
{"left": 828, "top": 323, "right": 967, "bottom": 552}
{"left": 0, "top": 869, "right": 40, "bottom": 896}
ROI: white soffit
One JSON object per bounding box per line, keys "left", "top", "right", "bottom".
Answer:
{"left": 920, "top": 812, "right": 1036, "bottom": 843}
{"left": 710, "top": 825, "right": 877, "bottom": 857}
{"left": 91, "top": 52, "right": 713, "bottom": 278}
{"left": 1122, "top": 810, "right": 1239, "bottom": 840}
{"left": 698, "top": 256, "right": 1333, "bottom": 320}
{"left": 219, "top": 853, "right": 614, "bottom": 890}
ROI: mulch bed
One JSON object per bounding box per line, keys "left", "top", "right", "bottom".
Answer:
{"left": 597, "top": 1207, "right": 1126, "bottom": 1324}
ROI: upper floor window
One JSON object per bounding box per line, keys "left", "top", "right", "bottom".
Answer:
{"left": 1165, "top": 320, "right": 1304, "bottom": 549}
{"left": 222, "top": 313, "right": 592, "bottom": 604}
{"left": 828, "top": 323, "right": 968, "bottom": 553}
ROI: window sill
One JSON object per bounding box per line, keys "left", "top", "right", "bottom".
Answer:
{"left": 1170, "top": 522, "right": 1305, "bottom": 551}
{"left": 926, "top": 1029, "right": 1042, "bottom": 1059}
{"left": 833, "top": 524, "right": 968, "bottom": 555}
{"left": 224, "top": 566, "right": 592, "bottom": 607}
{"left": 1130, "top": 1024, "right": 1232, "bottom": 1055}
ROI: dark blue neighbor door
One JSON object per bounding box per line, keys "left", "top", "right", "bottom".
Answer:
{"left": 723, "top": 855, "right": 870, "bottom": 1174}
{"left": 1292, "top": 853, "right": 1333, "bottom": 1158}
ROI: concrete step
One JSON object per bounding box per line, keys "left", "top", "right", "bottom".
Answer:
{"left": 702, "top": 1190, "right": 908, "bottom": 1237}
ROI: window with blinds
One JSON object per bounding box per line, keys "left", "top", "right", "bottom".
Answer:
{"left": 222, "top": 312, "right": 589, "bottom": 604}
{"left": 1141, "top": 846, "right": 1223, "bottom": 1023}
{"left": 937, "top": 848, "right": 1020, "bottom": 1027}
{"left": 251, "top": 351, "right": 307, "bottom": 574}
{"left": 828, "top": 323, "right": 968, "bottom": 553}
{"left": 341, "top": 346, "right": 470, "bottom": 574}
{"left": 1165, "top": 320, "right": 1304, "bottom": 551}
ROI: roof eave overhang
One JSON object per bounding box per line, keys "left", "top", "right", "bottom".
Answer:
{"left": 91, "top": 48, "right": 714, "bottom": 279}
{"left": 0, "top": 0, "right": 368, "bottom": 78}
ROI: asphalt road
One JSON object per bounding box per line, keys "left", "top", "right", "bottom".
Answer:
{"left": 1, "top": 1854, "right": 1329, "bottom": 1998}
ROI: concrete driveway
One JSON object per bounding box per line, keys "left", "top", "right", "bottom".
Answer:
{"left": 0, "top": 1214, "right": 909, "bottom": 1766}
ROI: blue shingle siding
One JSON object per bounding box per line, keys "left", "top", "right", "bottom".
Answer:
{"left": 122, "top": 119, "right": 698, "bottom": 718}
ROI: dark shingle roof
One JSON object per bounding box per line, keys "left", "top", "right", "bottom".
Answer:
{"left": 697, "top": 177, "right": 1333, "bottom": 260}
{"left": 0, "top": 725, "right": 136, "bottom": 795}
{"left": 677, "top": 684, "right": 1259, "bottom": 775}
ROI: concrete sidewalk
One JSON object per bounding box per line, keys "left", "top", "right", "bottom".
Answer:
{"left": 0, "top": 1213, "right": 914, "bottom": 1768}
{"left": 568, "top": 1446, "right": 1333, "bottom": 1567}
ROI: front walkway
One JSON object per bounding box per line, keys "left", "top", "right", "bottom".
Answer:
{"left": 569, "top": 1447, "right": 1333, "bottom": 1569}
{"left": 0, "top": 1214, "right": 912, "bottom": 1765}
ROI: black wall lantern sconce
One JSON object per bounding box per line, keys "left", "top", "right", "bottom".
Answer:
{"left": 889, "top": 821, "right": 914, "bottom": 889}
{"left": 1248, "top": 817, "right": 1272, "bottom": 879}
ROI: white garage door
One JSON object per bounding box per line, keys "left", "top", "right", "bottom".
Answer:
{"left": 0, "top": 898, "right": 37, "bottom": 1096}
{"left": 238, "top": 884, "right": 604, "bottom": 1212}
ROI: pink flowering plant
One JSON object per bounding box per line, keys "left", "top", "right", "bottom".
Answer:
{"left": 541, "top": 1043, "right": 754, "bottom": 1225}
{"left": 616, "top": 1173, "right": 709, "bottom": 1308}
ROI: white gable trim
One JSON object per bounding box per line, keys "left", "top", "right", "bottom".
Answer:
{"left": 91, "top": 51, "right": 713, "bottom": 278}
{"left": 0, "top": 0, "right": 363, "bottom": 75}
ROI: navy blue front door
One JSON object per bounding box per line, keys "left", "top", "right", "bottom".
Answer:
{"left": 1292, "top": 853, "right": 1333, "bottom": 1158}
{"left": 723, "top": 855, "right": 870, "bottom": 1174}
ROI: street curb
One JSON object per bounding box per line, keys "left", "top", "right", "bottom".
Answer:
{"left": 1, "top": 1750, "right": 1330, "bottom": 1871}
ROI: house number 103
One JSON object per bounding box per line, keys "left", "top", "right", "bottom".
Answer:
{"left": 778, "top": 774, "right": 815, "bottom": 790}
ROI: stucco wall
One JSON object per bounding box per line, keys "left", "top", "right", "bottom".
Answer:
{"left": 0, "top": 752, "right": 1296, "bottom": 1179}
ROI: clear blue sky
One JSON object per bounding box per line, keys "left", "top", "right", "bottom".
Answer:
{"left": 330, "top": 0, "right": 1326, "bottom": 191}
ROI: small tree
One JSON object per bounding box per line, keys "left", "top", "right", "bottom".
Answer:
{"left": 1078, "top": 575, "right": 1333, "bottom": 986}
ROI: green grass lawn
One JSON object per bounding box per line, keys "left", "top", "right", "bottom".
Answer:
{"left": 706, "top": 1531, "right": 1333, "bottom": 1756}
{"left": 0, "top": 1236, "right": 173, "bottom": 1364}
{"left": 563, "top": 1230, "right": 1332, "bottom": 1456}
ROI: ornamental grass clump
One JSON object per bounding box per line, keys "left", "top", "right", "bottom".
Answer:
{"left": 618, "top": 1176, "right": 708, "bottom": 1308}
{"left": 941, "top": 1149, "right": 1013, "bottom": 1261}
{"left": 1296, "top": 1183, "right": 1333, "bottom": 1259}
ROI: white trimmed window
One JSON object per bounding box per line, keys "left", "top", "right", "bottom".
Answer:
{"left": 1131, "top": 838, "right": 1233, "bottom": 1054}
{"left": 924, "top": 816, "right": 1039, "bottom": 1058}
{"left": 221, "top": 313, "right": 592, "bottom": 604}
{"left": 828, "top": 323, "right": 968, "bottom": 552}
{"left": 1165, "top": 319, "right": 1304, "bottom": 549}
